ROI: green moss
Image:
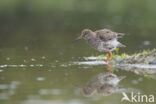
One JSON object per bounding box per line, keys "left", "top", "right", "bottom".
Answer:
{"left": 115, "top": 48, "right": 119, "bottom": 54}
{"left": 144, "top": 75, "right": 154, "bottom": 79}
{"left": 96, "top": 52, "right": 129, "bottom": 61}
{"left": 131, "top": 49, "right": 151, "bottom": 57}
{"left": 93, "top": 49, "right": 155, "bottom": 62}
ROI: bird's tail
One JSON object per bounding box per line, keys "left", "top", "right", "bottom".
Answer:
{"left": 118, "top": 43, "right": 126, "bottom": 47}
{"left": 117, "top": 33, "right": 125, "bottom": 38}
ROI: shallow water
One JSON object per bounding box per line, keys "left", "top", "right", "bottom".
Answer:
{"left": 0, "top": 50, "right": 156, "bottom": 104}
{"left": 0, "top": 0, "right": 156, "bottom": 104}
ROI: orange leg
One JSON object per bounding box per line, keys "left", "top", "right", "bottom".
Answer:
{"left": 105, "top": 50, "right": 112, "bottom": 74}
{"left": 105, "top": 50, "right": 111, "bottom": 62}
{"left": 107, "top": 63, "right": 111, "bottom": 75}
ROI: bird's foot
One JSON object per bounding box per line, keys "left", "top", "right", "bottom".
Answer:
{"left": 106, "top": 63, "right": 111, "bottom": 75}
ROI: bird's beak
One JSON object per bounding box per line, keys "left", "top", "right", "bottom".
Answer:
{"left": 72, "top": 35, "right": 83, "bottom": 42}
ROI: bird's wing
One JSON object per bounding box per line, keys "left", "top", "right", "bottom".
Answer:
{"left": 95, "top": 29, "right": 117, "bottom": 41}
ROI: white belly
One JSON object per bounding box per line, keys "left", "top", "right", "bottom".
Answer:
{"left": 97, "top": 39, "right": 120, "bottom": 52}
{"left": 107, "top": 39, "right": 120, "bottom": 47}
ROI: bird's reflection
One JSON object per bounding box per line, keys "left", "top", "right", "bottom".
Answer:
{"left": 79, "top": 73, "right": 126, "bottom": 97}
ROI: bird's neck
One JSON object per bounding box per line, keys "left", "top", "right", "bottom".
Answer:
{"left": 85, "top": 32, "right": 96, "bottom": 40}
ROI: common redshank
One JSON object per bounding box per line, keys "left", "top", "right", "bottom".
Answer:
{"left": 74, "top": 28, "right": 125, "bottom": 72}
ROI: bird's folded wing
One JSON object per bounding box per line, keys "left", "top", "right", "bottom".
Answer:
{"left": 95, "top": 29, "right": 117, "bottom": 41}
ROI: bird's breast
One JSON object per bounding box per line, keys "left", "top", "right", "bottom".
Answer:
{"left": 87, "top": 38, "right": 101, "bottom": 50}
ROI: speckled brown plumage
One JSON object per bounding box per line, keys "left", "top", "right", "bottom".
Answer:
{"left": 95, "top": 29, "right": 124, "bottom": 41}
{"left": 78, "top": 28, "right": 125, "bottom": 52}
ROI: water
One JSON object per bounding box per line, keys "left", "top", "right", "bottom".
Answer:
{"left": 0, "top": 0, "right": 156, "bottom": 104}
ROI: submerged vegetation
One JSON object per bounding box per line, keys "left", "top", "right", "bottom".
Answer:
{"left": 115, "top": 49, "right": 156, "bottom": 79}
{"left": 116, "top": 49, "right": 156, "bottom": 64}
{"left": 96, "top": 49, "right": 156, "bottom": 78}
{"left": 97, "top": 48, "right": 156, "bottom": 64}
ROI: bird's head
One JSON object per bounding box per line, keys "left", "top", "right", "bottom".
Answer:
{"left": 73, "top": 29, "right": 92, "bottom": 42}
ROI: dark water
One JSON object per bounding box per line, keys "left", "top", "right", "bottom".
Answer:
{"left": 0, "top": 0, "right": 156, "bottom": 104}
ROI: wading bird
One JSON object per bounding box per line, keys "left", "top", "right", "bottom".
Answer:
{"left": 73, "top": 28, "right": 125, "bottom": 73}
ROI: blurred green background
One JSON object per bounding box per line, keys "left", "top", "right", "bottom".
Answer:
{"left": 0, "top": 0, "right": 156, "bottom": 104}
{"left": 0, "top": 0, "right": 156, "bottom": 53}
